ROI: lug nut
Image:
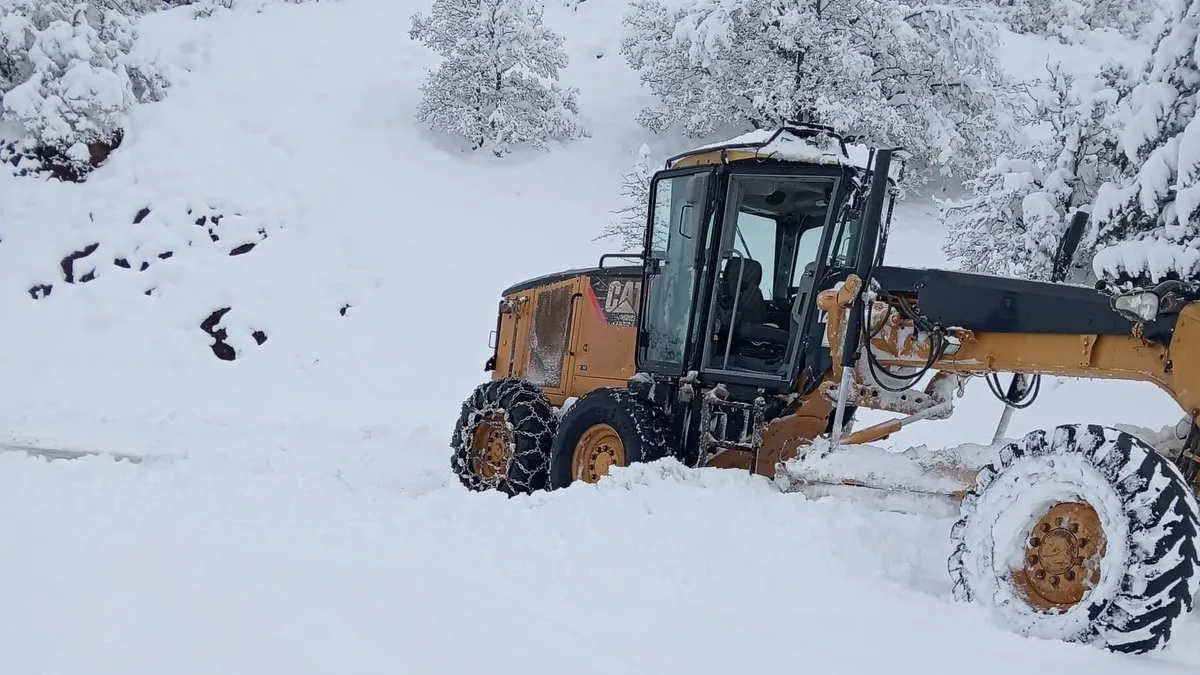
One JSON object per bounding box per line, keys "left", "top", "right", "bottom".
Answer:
{"left": 1069, "top": 522, "right": 1079, "bottom": 533}
{"left": 1028, "top": 555, "right": 1039, "bottom": 565}
{"left": 1029, "top": 537, "right": 1040, "bottom": 547}
{"left": 1078, "top": 538, "right": 1089, "bottom": 548}
{"left": 1035, "top": 570, "right": 1046, "bottom": 580}
{"left": 1041, "top": 523, "right": 1051, "bottom": 533}
{"left": 1056, "top": 517, "right": 1065, "bottom": 527}
{"left": 1050, "top": 576, "right": 1060, "bottom": 586}
{"left": 1065, "top": 571, "right": 1076, "bottom": 581}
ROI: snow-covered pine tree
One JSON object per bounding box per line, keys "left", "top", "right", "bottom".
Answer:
{"left": 1090, "top": 0, "right": 1200, "bottom": 284}
{"left": 597, "top": 143, "right": 653, "bottom": 251}
{"left": 409, "top": 0, "right": 587, "bottom": 156}
{"left": 0, "top": 0, "right": 166, "bottom": 180}
{"left": 619, "top": 0, "right": 1019, "bottom": 184}
{"left": 942, "top": 62, "right": 1131, "bottom": 281}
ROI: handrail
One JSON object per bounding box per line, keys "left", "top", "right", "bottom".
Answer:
{"left": 598, "top": 252, "right": 643, "bottom": 268}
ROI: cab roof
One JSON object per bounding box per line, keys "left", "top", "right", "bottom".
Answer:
{"left": 665, "top": 124, "right": 906, "bottom": 183}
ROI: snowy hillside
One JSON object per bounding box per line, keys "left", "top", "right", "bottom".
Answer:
{"left": 0, "top": 0, "right": 1198, "bottom": 671}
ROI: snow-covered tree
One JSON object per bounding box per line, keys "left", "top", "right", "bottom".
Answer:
{"left": 1090, "top": 0, "right": 1200, "bottom": 283}
{"left": 941, "top": 156, "right": 1050, "bottom": 277}
{"left": 619, "top": 0, "right": 1020, "bottom": 184}
{"left": 942, "top": 62, "right": 1131, "bottom": 281}
{"left": 0, "top": 0, "right": 167, "bottom": 179}
{"left": 409, "top": 0, "right": 587, "bottom": 156}
{"left": 597, "top": 143, "right": 653, "bottom": 251}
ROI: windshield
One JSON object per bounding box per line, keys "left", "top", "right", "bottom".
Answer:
{"left": 703, "top": 173, "right": 840, "bottom": 379}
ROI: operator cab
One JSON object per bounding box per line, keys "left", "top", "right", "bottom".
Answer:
{"left": 635, "top": 126, "right": 899, "bottom": 394}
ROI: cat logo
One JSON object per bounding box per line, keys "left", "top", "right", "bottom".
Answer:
{"left": 589, "top": 275, "right": 642, "bottom": 327}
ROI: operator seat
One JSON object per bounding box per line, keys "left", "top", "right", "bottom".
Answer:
{"left": 722, "top": 258, "right": 766, "bottom": 327}
{"left": 714, "top": 259, "right": 790, "bottom": 371}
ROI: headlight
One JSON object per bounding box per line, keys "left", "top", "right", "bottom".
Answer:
{"left": 1112, "top": 291, "right": 1160, "bottom": 322}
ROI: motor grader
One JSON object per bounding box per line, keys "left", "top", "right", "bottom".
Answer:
{"left": 449, "top": 124, "right": 1200, "bottom": 655}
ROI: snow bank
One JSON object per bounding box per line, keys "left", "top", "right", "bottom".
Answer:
{"left": 0, "top": 448, "right": 1196, "bottom": 673}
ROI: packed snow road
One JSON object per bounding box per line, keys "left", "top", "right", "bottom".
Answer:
{"left": 1, "top": 446, "right": 1197, "bottom": 675}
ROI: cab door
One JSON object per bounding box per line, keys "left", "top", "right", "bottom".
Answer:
{"left": 636, "top": 167, "right": 717, "bottom": 376}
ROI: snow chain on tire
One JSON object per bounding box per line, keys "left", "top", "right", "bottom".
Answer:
{"left": 449, "top": 377, "right": 557, "bottom": 495}
{"left": 548, "top": 387, "right": 673, "bottom": 489}
{"left": 948, "top": 424, "right": 1200, "bottom": 654}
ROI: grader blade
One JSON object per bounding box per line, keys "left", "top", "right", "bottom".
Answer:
{"left": 773, "top": 437, "right": 1001, "bottom": 516}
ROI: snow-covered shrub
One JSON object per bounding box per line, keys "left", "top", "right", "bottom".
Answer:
{"left": 619, "top": 0, "right": 1020, "bottom": 184}
{"left": 95, "top": 0, "right": 197, "bottom": 14}
{"left": 988, "top": 0, "right": 1158, "bottom": 42}
{"left": 1090, "top": 0, "right": 1200, "bottom": 283}
{"left": 191, "top": 0, "right": 323, "bottom": 17}
{"left": 597, "top": 143, "right": 653, "bottom": 251}
{"left": 989, "top": 0, "right": 1087, "bottom": 41}
{"left": 942, "top": 63, "right": 1130, "bottom": 282}
{"left": 1085, "top": 0, "right": 1161, "bottom": 39}
{"left": 408, "top": 0, "right": 588, "bottom": 156}
{"left": 0, "top": 0, "right": 167, "bottom": 181}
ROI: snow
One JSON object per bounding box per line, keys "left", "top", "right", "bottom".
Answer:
{"left": 685, "top": 127, "right": 907, "bottom": 181}
{"left": 776, "top": 437, "right": 1001, "bottom": 517}
{"left": 1, "top": 450, "right": 1197, "bottom": 675}
{"left": 1093, "top": 238, "right": 1200, "bottom": 282}
{"left": 0, "top": 0, "right": 1198, "bottom": 672}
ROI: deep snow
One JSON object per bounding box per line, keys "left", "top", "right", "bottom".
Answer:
{"left": 0, "top": 0, "right": 1196, "bottom": 671}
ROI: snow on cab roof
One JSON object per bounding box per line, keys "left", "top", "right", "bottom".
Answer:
{"left": 668, "top": 126, "right": 906, "bottom": 182}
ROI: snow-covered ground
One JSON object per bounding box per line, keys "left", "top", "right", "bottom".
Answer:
{"left": 0, "top": 0, "right": 1195, "bottom": 671}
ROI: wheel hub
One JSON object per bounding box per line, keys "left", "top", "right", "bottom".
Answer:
{"left": 470, "top": 412, "right": 513, "bottom": 481}
{"left": 572, "top": 423, "right": 626, "bottom": 483}
{"left": 1013, "top": 502, "right": 1107, "bottom": 611}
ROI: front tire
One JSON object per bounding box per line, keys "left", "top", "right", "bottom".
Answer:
{"left": 948, "top": 424, "right": 1200, "bottom": 654}
{"left": 548, "top": 387, "right": 673, "bottom": 489}
{"left": 449, "top": 378, "right": 557, "bottom": 495}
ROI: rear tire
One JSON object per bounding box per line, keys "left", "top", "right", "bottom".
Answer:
{"left": 548, "top": 387, "right": 673, "bottom": 489}
{"left": 949, "top": 424, "right": 1200, "bottom": 654}
{"left": 449, "top": 378, "right": 557, "bottom": 495}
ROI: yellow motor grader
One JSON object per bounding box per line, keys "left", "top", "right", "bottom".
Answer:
{"left": 449, "top": 125, "right": 1200, "bottom": 654}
